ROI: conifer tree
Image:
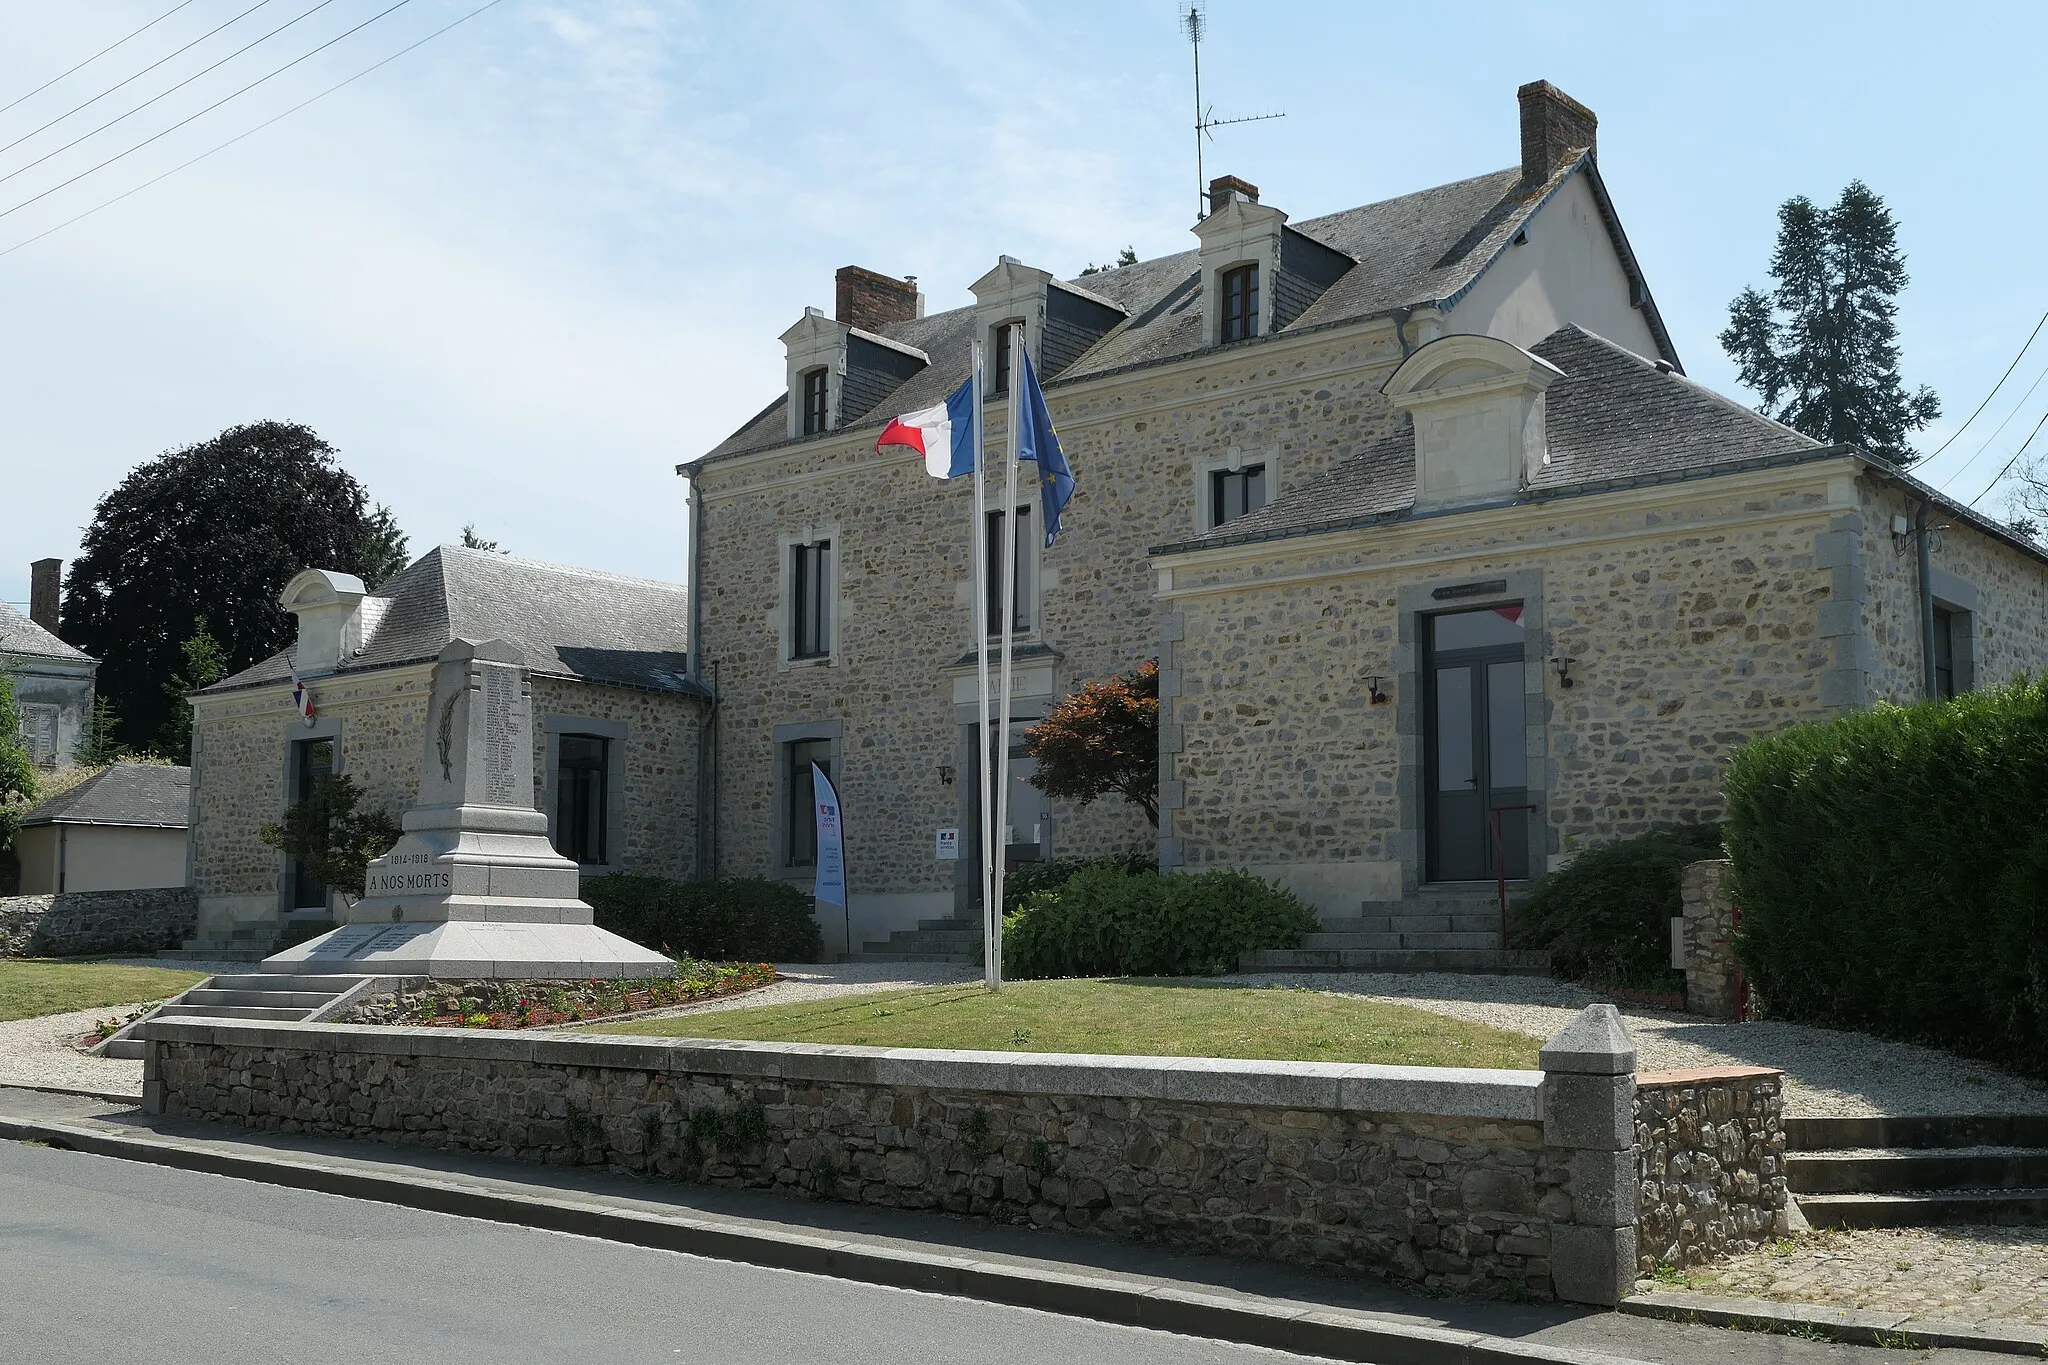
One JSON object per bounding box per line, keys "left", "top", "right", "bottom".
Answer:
{"left": 1721, "top": 181, "right": 1940, "bottom": 465}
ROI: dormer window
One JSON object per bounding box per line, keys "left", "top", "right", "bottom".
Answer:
{"left": 1211, "top": 463, "right": 1267, "bottom": 527}
{"left": 800, "top": 367, "right": 830, "bottom": 435}
{"left": 1220, "top": 264, "right": 1259, "bottom": 342}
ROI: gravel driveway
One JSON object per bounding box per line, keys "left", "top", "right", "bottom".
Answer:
{"left": 1226, "top": 971, "right": 2048, "bottom": 1118}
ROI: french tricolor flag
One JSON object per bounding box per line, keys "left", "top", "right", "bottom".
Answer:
{"left": 875, "top": 375, "right": 976, "bottom": 478}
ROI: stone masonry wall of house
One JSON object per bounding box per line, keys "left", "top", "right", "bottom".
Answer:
{"left": 529, "top": 676, "right": 701, "bottom": 882}
{"left": 695, "top": 321, "right": 1412, "bottom": 895}
{"left": 0, "top": 886, "right": 196, "bottom": 957}
{"left": 192, "top": 668, "right": 699, "bottom": 927}
{"left": 144, "top": 1007, "right": 1655, "bottom": 1305}
{"left": 1634, "top": 1066, "right": 1787, "bottom": 1271}
{"left": 1680, "top": 859, "right": 1739, "bottom": 1020}
{"left": 1159, "top": 468, "right": 1839, "bottom": 884}
{"left": 1857, "top": 478, "right": 2048, "bottom": 705}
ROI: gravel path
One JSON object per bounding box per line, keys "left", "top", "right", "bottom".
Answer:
{"left": 0, "top": 1002, "right": 150, "bottom": 1097}
{"left": 1226, "top": 971, "right": 2048, "bottom": 1118}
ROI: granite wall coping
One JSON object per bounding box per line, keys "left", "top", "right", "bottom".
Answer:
{"left": 1638, "top": 1065, "right": 1783, "bottom": 1088}
{"left": 142, "top": 1016, "right": 1545, "bottom": 1120}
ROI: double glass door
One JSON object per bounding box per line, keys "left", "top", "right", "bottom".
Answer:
{"left": 1424, "top": 606, "right": 1530, "bottom": 882}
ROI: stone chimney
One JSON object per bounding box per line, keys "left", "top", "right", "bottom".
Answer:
{"left": 29, "top": 558, "right": 60, "bottom": 634}
{"left": 835, "top": 266, "right": 922, "bottom": 332}
{"left": 1518, "top": 80, "right": 1597, "bottom": 182}
{"left": 1207, "top": 174, "right": 1259, "bottom": 212}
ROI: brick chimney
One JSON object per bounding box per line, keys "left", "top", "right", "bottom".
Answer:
{"left": 29, "top": 558, "right": 60, "bottom": 634}
{"left": 835, "top": 266, "right": 922, "bottom": 332}
{"left": 1207, "top": 174, "right": 1259, "bottom": 211}
{"left": 1517, "top": 80, "right": 1597, "bottom": 182}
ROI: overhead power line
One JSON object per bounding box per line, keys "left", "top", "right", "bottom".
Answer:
{"left": 0, "top": 0, "right": 506, "bottom": 261}
{"left": 0, "top": 0, "right": 201, "bottom": 118}
{"left": 0, "top": 0, "right": 414, "bottom": 226}
{"left": 1968, "top": 408, "right": 2048, "bottom": 507}
{"left": 0, "top": 1, "right": 337, "bottom": 187}
{"left": 1924, "top": 307, "right": 2048, "bottom": 463}
{"left": 1940, "top": 356, "right": 2048, "bottom": 492}
{"left": 0, "top": 1, "right": 275, "bottom": 160}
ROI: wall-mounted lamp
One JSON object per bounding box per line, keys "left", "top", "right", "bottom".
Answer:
{"left": 1551, "top": 656, "right": 1577, "bottom": 689}
{"left": 1365, "top": 675, "right": 1389, "bottom": 705}
{"left": 937, "top": 764, "right": 956, "bottom": 787}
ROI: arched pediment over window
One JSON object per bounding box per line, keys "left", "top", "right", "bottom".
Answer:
{"left": 1383, "top": 334, "right": 1564, "bottom": 510}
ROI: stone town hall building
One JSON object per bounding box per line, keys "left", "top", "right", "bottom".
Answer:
{"left": 187, "top": 81, "right": 2048, "bottom": 961}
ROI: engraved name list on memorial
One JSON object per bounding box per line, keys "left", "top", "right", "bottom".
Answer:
{"left": 483, "top": 667, "right": 520, "bottom": 804}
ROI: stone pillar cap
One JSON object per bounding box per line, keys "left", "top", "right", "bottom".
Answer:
{"left": 438, "top": 637, "right": 524, "bottom": 666}
{"left": 1540, "top": 1003, "right": 1636, "bottom": 1075}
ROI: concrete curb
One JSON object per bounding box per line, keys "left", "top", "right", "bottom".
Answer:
{"left": 0, "top": 1111, "right": 1650, "bottom": 1365}
{"left": 1621, "top": 1289, "right": 2048, "bottom": 1357}
{"left": 0, "top": 1080, "right": 143, "bottom": 1106}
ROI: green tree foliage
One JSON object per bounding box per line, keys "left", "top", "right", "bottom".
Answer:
{"left": 1003, "top": 863, "right": 1315, "bottom": 979}
{"left": 584, "top": 874, "right": 823, "bottom": 962}
{"left": 155, "top": 617, "right": 226, "bottom": 761}
{"left": 1024, "top": 660, "right": 1159, "bottom": 825}
{"left": 72, "top": 696, "right": 130, "bottom": 767}
{"left": 460, "top": 524, "right": 505, "bottom": 553}
{"left": 1720, "top": 181, "right": 1940, "bottom": 465}
{"left": 258, "top": 774, "right": 402, "bottom": 902}
{"left": 1723, "top": 681, "right": 2048, "bottom": 1077}
{"left": 62, "top": 421, "right": 395, "bottom": 752}
{"left": 1510, "top": 825, "right": 1723, "bottom": 988}
{"left": 357, "top": 503, "right": 411, "bottom": 588}
{"left": 1078, "top": 246, "right": 1138, "bottom": 276}
{"left": 0, "top": 672, "right": 42, "bottom": 880}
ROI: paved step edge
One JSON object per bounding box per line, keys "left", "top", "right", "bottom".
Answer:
{"left": 1620, "top": 1288, "right": 2048, "bottom": 1356}
{"left": 1786, "top": 1114, "right": 2048, "bottom": 1152}
{"left": 1796, "top": 1190, "right": 2048, "bottom": 1227}
{"left": 1786, "top": 1151, "right": 2048, "bottom": 1194}
{"left": 0, "top": 1110, "right": 1652, "bottom": 1365}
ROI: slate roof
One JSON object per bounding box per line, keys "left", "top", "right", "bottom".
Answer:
{"left": 23, "top": 763, "right": 190, "bottom": 829}
{"left": 1154, "top": 325, "right": 1830, "bottom": 555}
{"left": 205, "top": 546, "right": 697, "bottom": 696}
{"left": 0, "top": 601, "right": 92, "bottom": 663}
{"left": 701, "top": 155, "right": 1677, "bottom": 464}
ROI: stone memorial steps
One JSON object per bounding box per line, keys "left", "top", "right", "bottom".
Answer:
{"left": 854, "top": 918, "right": 980, "bottom": 964}
{"left": 98, "top": 973, "right": 369, "bottom": 1060}
{"left": 157, "top": 923, "right": 282, "bottom": 964}
{"left": 1785, "top": 1114, "right": 2048, "bottom": 1229}
{"left": 1244, "top": 889, "right": 1543, "bottom": 975}
{"left": 1317, "top": 913, "right": 1501, "bottom": 935}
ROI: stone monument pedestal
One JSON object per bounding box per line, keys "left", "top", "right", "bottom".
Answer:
{"left": 263, "top": 640, "right": 673, "bottom": 980}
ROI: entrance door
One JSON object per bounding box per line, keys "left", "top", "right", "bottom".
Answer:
{"left": 1424, "top": 606, "right": 1529, "bottom": 882}
{"left": 290, "top": 736, "right": 335, "bottom": 910}
{"left": 967, "top": 723, "right": 1051, "bottom": 890}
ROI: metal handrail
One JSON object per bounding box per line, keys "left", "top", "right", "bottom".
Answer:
{"left": 1486, "top": 804, "right": 1540, "bottom": 949}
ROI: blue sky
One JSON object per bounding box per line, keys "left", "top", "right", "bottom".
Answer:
{"left": 5, "top": 1, "right": 2047, "bottom": 612}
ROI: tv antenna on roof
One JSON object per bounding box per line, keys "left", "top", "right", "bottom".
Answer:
{"left": 1182, "top": 4, "right": 1283, "bottom": 222}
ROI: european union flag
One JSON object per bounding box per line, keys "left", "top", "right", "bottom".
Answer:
{"left": 1014, "top": 341, "right": 1073, "bottom": 546}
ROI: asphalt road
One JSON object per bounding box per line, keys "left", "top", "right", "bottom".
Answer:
{"left": 0, "top": 1139, "right": 1326, "bottom": 1365}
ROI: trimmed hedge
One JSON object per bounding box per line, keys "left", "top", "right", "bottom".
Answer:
{"left": 1509, "top": 825, "right": 1722, "bottom": 988}
{"left": 1004, "top": 863, "right": 1316, "bottom": 979}
{"left": 586, "top": 874, "right": 823, "bottom": 964}
{"left": 1724, "top": 679, "right": 2048, "bottom": 1077}
{"left": 1001, "top": 851, "right": 1154, "bottom": 913}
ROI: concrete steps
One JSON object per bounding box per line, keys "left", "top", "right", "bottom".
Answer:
{"left": 157, "top": 922, "right": 284, "bottom": 964}
{"left": 854, "top": 918, "right": 979, "bottom": 965}
{"left": 1787, "top": 1114, "right": 2048, "bottom": 1229}
{"left": 98, "top": 972, "right": 375, "bottom": 1060}
{"left": 1242, "top": 890, "right": 1545, "bottom": 976}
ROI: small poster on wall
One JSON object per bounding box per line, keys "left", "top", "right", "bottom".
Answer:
{"left": 935, "top": 827, "right": 959, "bottom": 861}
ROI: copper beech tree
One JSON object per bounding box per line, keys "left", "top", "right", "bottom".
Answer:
{"left": 1023, "top": 659, "right": 1159, "bottom": 826}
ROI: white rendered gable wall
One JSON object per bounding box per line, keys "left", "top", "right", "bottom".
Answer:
{"left": 1448, "top": 173, "right": 1661, "bottom": 360}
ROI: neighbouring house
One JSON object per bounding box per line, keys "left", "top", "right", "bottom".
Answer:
{"left": 1146, "top": 326, "right": 2048, "bottom": 915}
{"left": 677, "top": 80, "right": 1690, "bottom": 956}
{"left": 3, "top": 558, "right": 96, "bottom": 770}
{"left": 183, "top": 544, "right": 702, "bottom": 950}
{"left": 14, "top": 762, "right": 191, "bottom": 893}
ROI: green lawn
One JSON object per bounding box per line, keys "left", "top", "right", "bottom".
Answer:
{"left": 0, "top": 960, "right": 209, "bottom": 1023}
{"left": 582, "top": 978, "right": 1542, "bottom": 1069}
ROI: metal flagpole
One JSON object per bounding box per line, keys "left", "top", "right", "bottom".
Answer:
{"left": 990, "top": 325, "right": 1024, "bottom": 992}
{"left": 971, "top": 338, "right": 997, "bottom": 990}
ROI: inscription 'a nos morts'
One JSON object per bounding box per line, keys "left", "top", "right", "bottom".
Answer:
{"left": 483, "top": 667, "right": 519, "bottom": 804}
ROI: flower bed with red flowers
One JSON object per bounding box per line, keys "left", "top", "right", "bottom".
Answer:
{"left": 341, "top": 958, "right": 778, "bottom": 1030}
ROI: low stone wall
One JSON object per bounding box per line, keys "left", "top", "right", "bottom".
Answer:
{"left": 143, "top": 1008, "right": 1649, "bottom": 1304}
{"left": 1634, "top": 1065, "right": 1787, "bottom": 1270}
{"left": 0, "top": 886, "right": 197, "bottom": 958}
{"left": 1681, "top": 859, "right": 1740, "bottom": 1018}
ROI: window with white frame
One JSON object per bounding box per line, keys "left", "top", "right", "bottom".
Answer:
{"left": 800, "top": 367, "right": 830, "bottom": 435}
{"left": 1219, "top": 263, "right": 1259, "bottom": 342}
{"left": 1210, "top": 463, "right": 1268, "bottom": 527}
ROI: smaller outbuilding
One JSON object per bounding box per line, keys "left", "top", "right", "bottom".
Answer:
{"left": 14, "top": 762, "right": 192, "bottom": 894}
{"left": 2, "top": 558, "right": 97, "bottom": 770}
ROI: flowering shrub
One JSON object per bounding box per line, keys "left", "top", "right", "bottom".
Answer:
{"left": 410, "top": 958, "right": 777, "bottom": 1030}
